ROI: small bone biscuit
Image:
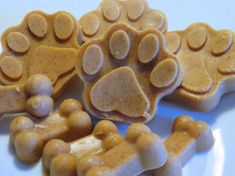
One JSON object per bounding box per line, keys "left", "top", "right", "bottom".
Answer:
{"left": 152, "top": 115, "right": 214, "bottom": 176}
{"left": 0, "top": 10, "right": 80, "bottom": 98}
{"left": 76, "top": 23, "right": 182, "bottom": 123}
{"left": 78, "top": 0, "right": 167, "bottom": 44}
{"left": 165, "top": 23, "right": 235, "bottom": 111}
{"left": 42, "top": 120, "right": 124, "bottom": 176}
{"left": 0, "top": 74, "right": 53, "bottom": 118}
{"left": 9, "top": 99, "right": 92, "bottom": 163}
{"left": 77, "top": 123, "right": 167, "bottom": 176}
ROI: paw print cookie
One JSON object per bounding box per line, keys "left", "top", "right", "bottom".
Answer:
{"left": 165, "top": 23, "right": 235, "bottom": 111}
{"left": 78, "top": 0, "right": 167, "bottom": 43}
{"left": 76, "top": 24, "right": 182, "bottom": 123}
{"left": 0, "top": 10, "right": 79, "bottom": 98}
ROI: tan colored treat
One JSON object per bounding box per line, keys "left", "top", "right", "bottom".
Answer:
{"left": 9, "top": 99, "right": 92, "bottom": 163}
{"left": 0, "top": 10, "right": 80, "bottom": 98}
{"left": 42, "top": 120, "right": 124, "bottom": 176}
{"left": 77, "top": 123, "right": 167, "bottom": 176}
{"left": 151, "top": 116, "right": 214, "bottom": 176}
{"left": 43, "top": 121, "right": 168, "bottom": 176}
{"left": 78, "top": 0, "right": 167, "bottom": 44}
{"left": 76, "top": 24, "right": 182, "bottom": 123}
{"left": 165, "top": 23, "right": 235, "bottom": 111}
{"left": 0, "top": 74, "right": 53, "bottom": 118}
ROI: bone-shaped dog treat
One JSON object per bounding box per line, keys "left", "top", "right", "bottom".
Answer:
{"left": 149, "top": 116, "right": 214, "bottom": 176}
{"left": 165, "top": 23, "right": 235, "bottom": 111}
{"left": 42, "top": 120, "right": 124, "bottom": 176}
{"left": 0, "top": 74, "right": 53, "bottom": 118}
{"left": 76, "top": 123, "right": 167, "bottom": 176}
{"left": 76, "top": 23, "right": 182, "bottom": 124}
{"left": 78, "top": 0, "right": 167, "bottom": 44}
{"left": 0, "top": 10, "right": 80, "bottom": 98}
{"left": 9, "top": 99, "right": 92, "bottom": 163}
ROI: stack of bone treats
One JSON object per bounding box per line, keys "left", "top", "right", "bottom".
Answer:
{"left": 4, "top": 0, "right": 235, "bottom": 175}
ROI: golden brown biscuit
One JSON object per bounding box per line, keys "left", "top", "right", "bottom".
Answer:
{"left": 165, "top": 23, "right": 235, "bottom": 111}
{"left": 42, "top": 120, "right": 124, "bottom": 175}
{"left": 0, "top": 74, "right": 53, "bottom": 118}
{"left": 9, "top": 99, "right": 92, "bottom": 163}
{"left": 152, "top": 116, "right": 214, "bottom": 176}
{"left": 78, "top": 0, "right": 167, "bottom": 44}
{"left": 0, "top": 10, "right": 80, "bottom": 98}
{"left": 43, "top": 121, "right": 167, "bottom": 176}
{"left": 76, "top": 23, "right": 182, "bottom": 123}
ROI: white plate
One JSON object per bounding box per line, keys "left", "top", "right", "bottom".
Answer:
{"left": 0, "top": 0, "right": 235, "bottom": 175}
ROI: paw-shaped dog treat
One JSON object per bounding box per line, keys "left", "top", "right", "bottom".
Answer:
{"left": 0, "top": 74, "right": 53, "bottom": 118}
{"left": 9, "top": 99, "right": 92, "bottom": 163}
{"left": 152, "top": 116, "right": 214, "bottom": 176}
{"left": 78, "top": 0, "right": 167, "bottom": 44}
{"left": 77, "top": 123, "right": 167, "bottom": 176}
{"left": 76, "top": 24, "right": 182, "bottom": 123}
{"left": 165, "top": 23, "right": 235, "bottom": 111}
{"left": 42, "top": 120, "right": 124, "bottom": 176}
{"left": 0, "top": 10, "right": 79, "bottom": 98}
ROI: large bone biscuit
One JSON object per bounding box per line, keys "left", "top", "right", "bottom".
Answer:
{"left": 0, "top": 74, "right": 53, "bottom": 118}
{"left": 9, "top": 99, "right": 92, "bottom": 163}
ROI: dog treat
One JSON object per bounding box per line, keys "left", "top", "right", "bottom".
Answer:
{"left": 141, "top": 115, "right": 214, "bottom": 176}
{"left": 78, "top": 0, "right": 167, "bottom": 44}
{"left": 0, "top": 10, "right": 80, "bottom": 98}
{"left": 165, "top": 23, "right": 235, "bottom": 111}
{"left": 43, "top": 121, "right": 167, "bottom": 176}
{"left": 42, "top": 120, "right": 124, "bottom": 175}
{"left": 76, "top": 23, "right": 182, "bottom": 123}
{"left": 9, "top": 99, "right": 92, "bottom": 163}
{"left": 0, "top": 74, "right": 53, "bottom": 118}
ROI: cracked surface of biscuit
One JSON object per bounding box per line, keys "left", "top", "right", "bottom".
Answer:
{"left": 0, "top": 10, "right": 80, "bottom": 98}
{"left": 165, "top": 23, "right": 235, "bottom": 111}
{"left": 76, "top": 24, "right": 182, "bottom": 123}
{"left": 78, "top": 0, "right": 167, "bottom": 44}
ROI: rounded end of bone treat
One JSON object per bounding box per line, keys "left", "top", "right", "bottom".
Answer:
{"left": 43, "top": 139, "right": 71, "bottom": 171}
{"left": 86, "top": 167, "right": 113, "bottom": 176}
{"left": 68, "top": 111, "right": 92, "bottom": 138}
{"left": 126, "top": 123, "right": 151, "bottom": 142}
{"left": 9, "top": 116, "right": 34, "bottom": 145}
{"left": 172, "top": 115, "right": 193, "bottom": 133}
{"left": 50, "top": 153, "right": 77, "bottom": 176}
{"left": 137, "top": 132, "right": 167, "bottom": 169}
{"left": 191, "top": 121, "right": 214, "bottom": 151}
{"left": 59, "top": 99, "right": 83, "bottom": 117}
{"left": 76, "top": 156, "right": 102, "bottom": 176}
{"left": 103, "top": 133, "right": 124, "bottom": 150}
{"left": 25, "top": 74, "right": 53, "bottom": 97}
{"left": 26, "top": 96, "right": 54, "bottom": 118}
{"left": 14, "top": 131, "right": 43, "bottom": 163}
{"left": 93, "top": 120, "right": 118, "bottom": 139}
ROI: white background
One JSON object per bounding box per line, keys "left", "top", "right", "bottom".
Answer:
{"left": 0, "top": 0, "right": 235, "bottom": 176}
